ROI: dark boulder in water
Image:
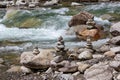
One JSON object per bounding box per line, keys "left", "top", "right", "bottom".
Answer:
{"left": 0, "top": 4, "right": 6, "bottom": 8}
{"left": 68, "top": 11, "right": 94, "bottom": 27}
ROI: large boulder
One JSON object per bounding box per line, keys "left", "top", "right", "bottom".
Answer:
{"left": 110, "top": 22, "right": 120, "bottom": 37}
{"left": 20, "top": 49, "right": 54, "bottom": 69}
{"left": 68, "top": 11, "right": 107, "bottom": 40}
{"left": 84, "top": 62, "right": 113, "bottom": 80}
{"left": 68, "top": 11, "right": 94, "bottom": 27}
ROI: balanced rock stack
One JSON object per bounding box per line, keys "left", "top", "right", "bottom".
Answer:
{"left": 55, "top": 36, "right": 65, "bottom": 53}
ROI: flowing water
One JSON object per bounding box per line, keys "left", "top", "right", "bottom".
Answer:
{"left": 0, "top": 2, "right": 120, "bottom": 53}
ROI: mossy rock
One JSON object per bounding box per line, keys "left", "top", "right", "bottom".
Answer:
{"left": 20, "top": 18, "right": 42, "bottom": 28}
{"left": 1, "top": 9, "right": 42, "bottom": 28}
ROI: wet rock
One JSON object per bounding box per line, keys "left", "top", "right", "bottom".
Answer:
{"left": 104, "top": 51, "right": 115, "bottom": 57}
{"left": 43, "top": 0, "right": 59, "bottom": 6}
{"left": 78, "top": 51, "right": 93, "bottom": 60}
{"left": 109, "top": 61, "right": 120, "bottom": 71}
{"left": 77, "top": 62, "right": 90, "bottom": 73}
{"left": 110, "top": 47, "right": 120, "bottom": 54}
{"left": 20, "top": 49, "right": 54, "bottom": 69}
{"left": 110, "top": 22, "right": 120, "bottom": 37}
{"left": 114, "top": 54, "right": 120, "bottom": 61}
{"left": 80, "top": 29, "right": 100, "bottom": 41}
{"left": 29, "top": 3, "right": 36, "bottom": 8}
{"left": 71, "top": 2, "right": 83, "bottom": 6}
{"left": 21, "top": 66, "right": 32, "bottom": 74}
{"left": 84, "top": 62, "right": 113, "bottom": 80}
{"left": 100, "top": 14, "right": 113, "bottom": 20}
{"left": 68, "top": 21, "right": 104, "bottom": 41}
{"left": 68, "top": 11, "right": 94, "bottom": 27}
{"left": 92, "top": 54, "right": 105, "bottom": 59}
{"left": 0, "top": 58, "right": 4, "bottom": 64}
{"left": 109, "top": 36, "right": 120, "bottom": 45}
{"left": 7, "top": 65, "right": 21, "bottom": 72}
{"left": 16, "top": 0, "right": 26, "bottom": 6}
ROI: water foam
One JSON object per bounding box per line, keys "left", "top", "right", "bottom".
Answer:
{"left": 85, "top": 2, "right": 120, "bottom": 11}
{"left": 0, "top": 24, "right": 67, "bottom": 42}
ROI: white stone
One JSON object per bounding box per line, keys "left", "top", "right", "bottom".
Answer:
{"left": 110, "top": 47, "right": 120, "bottom": 53}
{"left": 29, "top": 3, "right": 35, "bottom": 8}
{"left": 78, "top": 51, "right": 93, "bottom": 60}
{"left": 93, "top": 54, "right": 105, "bottom": 59}
{"left": 71, "top": 2, "right": 83, "bottom": 6}
{"left": 21, "top": 66, "right": 32, "bottom": 73}
{"left": 43, "top": 0, "right": 59, "bottom": 6}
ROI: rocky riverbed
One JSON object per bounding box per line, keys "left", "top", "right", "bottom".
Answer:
{"left": 0, "top": 2, "right": 120, "bottom": 80}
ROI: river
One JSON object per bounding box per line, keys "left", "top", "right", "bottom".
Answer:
{"left": 0, "top": 2, "right": 120, "bottom": 53}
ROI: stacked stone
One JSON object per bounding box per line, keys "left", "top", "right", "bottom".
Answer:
{"left": 55, "top": 36, "right": 65, "bottom": 53}
{"left": 33, "top": 47, "right": 40, "bottom": 55}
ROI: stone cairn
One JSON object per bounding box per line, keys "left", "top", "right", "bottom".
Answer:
{"left": 55, "top": 36, "right": 66, "bottom": 55}
{"left": 85, "top": 19, "right": 96, "bottom": 50}
{"left": 33, "top": 47, "right": 40, "bottom": 55}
